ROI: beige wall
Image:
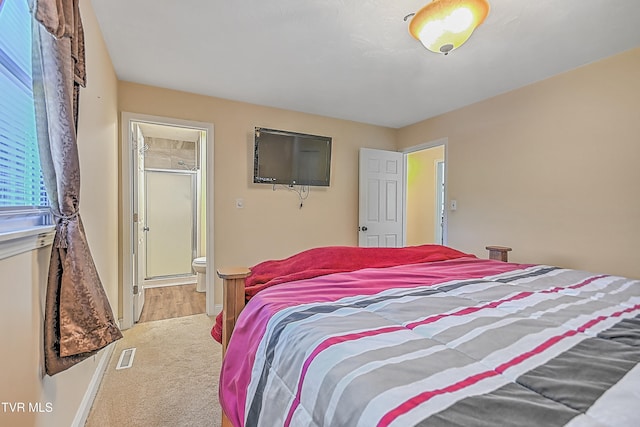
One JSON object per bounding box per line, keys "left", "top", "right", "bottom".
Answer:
{"left": 77, "top": 0, "right": 120, "bottom": 311}
{"left": 406, "top": 146, "right": 445, "bottom": 246}
{"left": 118, "top": 83, "right": 397, "bottom": 302}
{"left": 0, "top": 1, "right": 120, "bottom": 426}
{"left": 119, "top": 47, "right": 640, "bottom": 292}
{"left": 398, "top": 48, "right": 640, "bottom": 279}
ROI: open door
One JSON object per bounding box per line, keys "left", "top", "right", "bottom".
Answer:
{"left": 132, "top": 123, "right": 145, "bottom": 322}
{"left": 358, "top": 148, "right": 404, "bottom": 247}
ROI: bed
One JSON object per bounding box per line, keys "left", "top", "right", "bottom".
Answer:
{"left": 212, "top": 245, "right": 640, "bottom": 427}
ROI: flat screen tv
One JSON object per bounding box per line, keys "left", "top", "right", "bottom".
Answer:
{"left": 253, "top": 127, "right": 332, "bottom": 187}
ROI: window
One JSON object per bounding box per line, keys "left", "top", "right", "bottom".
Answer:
{"left": 0, "top": 0, "right": 54, "bottom": 258}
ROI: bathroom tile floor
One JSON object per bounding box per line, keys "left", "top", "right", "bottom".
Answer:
{"left": 138, "top": 284, "right": 206, "bottom": 323}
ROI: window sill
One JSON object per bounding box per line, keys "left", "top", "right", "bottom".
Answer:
{"left": 0, "top": 225, "right": 56, "bottom": 261}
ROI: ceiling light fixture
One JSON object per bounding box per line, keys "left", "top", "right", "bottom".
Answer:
{"left": 408, "top": 0, "right": 490, "bottom": 55}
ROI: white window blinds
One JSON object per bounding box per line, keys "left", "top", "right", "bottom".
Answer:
{"left": 0, "top": 0, "right": 48, "bottom": 209}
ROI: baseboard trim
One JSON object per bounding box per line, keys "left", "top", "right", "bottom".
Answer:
{"left": 71, "top": 342, "right": 116, "bottom": 427}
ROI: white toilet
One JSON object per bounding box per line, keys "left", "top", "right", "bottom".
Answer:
{"left": 192, "top": 257, "right": 207, "bottom": 293}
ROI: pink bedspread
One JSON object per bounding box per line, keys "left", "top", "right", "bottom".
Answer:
{"left": 211, "top": 244, "right": 472, "bottom": 343}
{"left": 218, "top": 256, "right": 537, "bottom": 426}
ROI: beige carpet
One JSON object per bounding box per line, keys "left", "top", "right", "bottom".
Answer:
{"left": 86, "top": 314, "right": 222, "bottom": 427}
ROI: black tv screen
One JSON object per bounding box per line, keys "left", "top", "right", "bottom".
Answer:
{"left": 253, "top": 127, "right": 332, "bottom": 187}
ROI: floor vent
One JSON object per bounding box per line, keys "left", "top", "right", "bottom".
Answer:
{"left": 116, "top": 348, "right": 136, "bottom": 370}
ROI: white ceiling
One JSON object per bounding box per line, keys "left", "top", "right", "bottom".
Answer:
{"left": 91, "top": 0, "right": 640, "bottom": 129}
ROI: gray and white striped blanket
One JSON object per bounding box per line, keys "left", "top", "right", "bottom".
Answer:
{"left": 220, "top": 258, "right": 640, "bottom": 426}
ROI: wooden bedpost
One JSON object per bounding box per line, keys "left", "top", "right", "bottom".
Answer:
{"left": 217, "top": 267, "right": 251, "bottom": 355}
{"left": 217, "top": 267, "right": 250, "bottom": 427}
{"left": 486, "top": 246, "right": 512, "bottom": 262}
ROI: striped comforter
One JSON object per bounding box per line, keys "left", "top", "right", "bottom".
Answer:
{"left": 219, "top": 256, "right": 640, "bottom": 427}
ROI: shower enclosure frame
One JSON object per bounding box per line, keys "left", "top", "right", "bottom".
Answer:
{"left": 143, "top": 167, "right": 198, "bottom": 282}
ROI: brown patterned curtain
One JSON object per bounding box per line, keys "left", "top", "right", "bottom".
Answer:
{"left": 30, "top": 0, "right": 122, "bottom": 376}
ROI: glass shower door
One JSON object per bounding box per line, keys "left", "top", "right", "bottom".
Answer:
{"left": 144, "top": 170, "right": 195, "bottom": 278}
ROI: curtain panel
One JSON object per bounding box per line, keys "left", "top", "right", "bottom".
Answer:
{"left": 31, "top": 0, "right": 122, "bottom": 376}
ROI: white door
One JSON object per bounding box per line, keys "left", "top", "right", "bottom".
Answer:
{"left": 358, "top": 148, "right": 404, "bottom": 247}
{"left": 132, "top": 124, "right": 146, "bottom": 322}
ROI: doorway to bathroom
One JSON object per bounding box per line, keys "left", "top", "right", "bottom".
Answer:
{"left": 121, "top": 113, "right": 214, "bottom": 329}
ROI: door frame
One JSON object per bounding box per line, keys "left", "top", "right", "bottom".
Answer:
{"left": 401, "top": 137, "right": 448, "bottom": 246}
{"left": 121, "top": 112, "right": 215, "bottom": 329}
{"left": 435, "top": 160, "right": 445, "bottom": 245}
